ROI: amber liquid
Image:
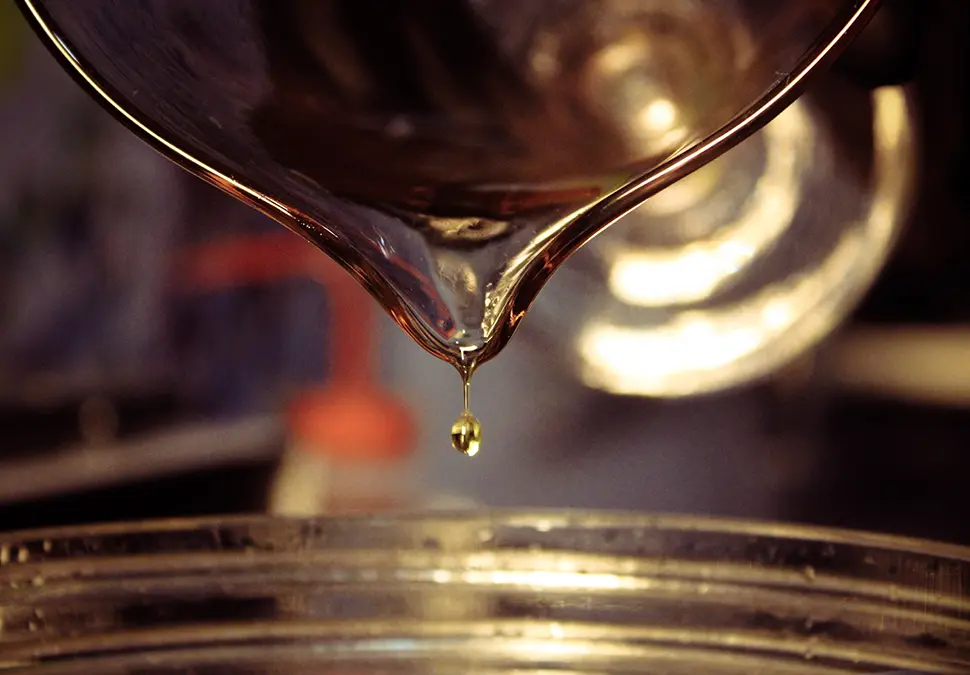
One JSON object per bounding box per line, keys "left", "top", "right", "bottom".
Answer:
{"left": 450, "top": 373, "right": 481, "bottom": 456}
{"left": 37, "top": 0, "right": 759, "bottom": 454}
{"left": 236, "top": 1, "right": 751, "bottom": 454}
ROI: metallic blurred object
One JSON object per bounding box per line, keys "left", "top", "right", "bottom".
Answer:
{"left": 822, "top": 326, "right": 970, "bottom": 408}
{"left": 529, "top": 83, "right": 915, "bottom": 397}
{"left": 0, "top": 415, "right": 283, "bottom": 505}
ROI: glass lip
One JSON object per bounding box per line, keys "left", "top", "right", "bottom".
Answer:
{"left": 3, "top": 509, "right": 969, "bottom": 562}
{"left": 14, "top": 0, "right": 881, "bottom": 212}
{"left": 14, "top": 0, "right": 883, "bottom": 367}
{"left": 3, "top": 510, "right": 968, "bottom": 673}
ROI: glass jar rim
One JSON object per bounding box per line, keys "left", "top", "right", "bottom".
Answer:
{"left": 1, "top": 510, "right": 968, "bottom": 674}
{"left": 2, "top": 509, "right": 970, "bottom": 558}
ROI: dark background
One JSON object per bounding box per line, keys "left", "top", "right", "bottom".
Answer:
{"left": 2, "top": 0, "right": 970, "bottom": 543}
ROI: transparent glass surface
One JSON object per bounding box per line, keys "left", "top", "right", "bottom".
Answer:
{"left": 0, "top": 512, "right": 966, "bottom": 673}
{"left": 16, "top": 1, "right": 881, "bottom": 367}
{"left": 526, "top": 80, "right": 915, "bottom": 397}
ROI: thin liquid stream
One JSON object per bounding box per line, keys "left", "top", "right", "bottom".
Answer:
{"left": 450, "top": 367, "right": 481, "bottom": 457}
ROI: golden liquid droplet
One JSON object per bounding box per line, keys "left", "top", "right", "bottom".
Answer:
{"left": 451, "top": 356, "right": 481, "bottom": 456}
{"left": 451, "top": 410, "right": 482, "bottom": 456}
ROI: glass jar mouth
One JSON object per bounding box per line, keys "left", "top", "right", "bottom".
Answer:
{"left": 1, "top": 510, "right": 968, "bottom": 674}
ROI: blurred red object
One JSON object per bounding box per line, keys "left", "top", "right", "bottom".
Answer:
{"left": 178, "top": 231, "right": 415, "bottom": 462}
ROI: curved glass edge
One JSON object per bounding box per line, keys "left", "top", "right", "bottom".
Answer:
{"left": 565, "top": 0, "right": 885, "bottom": 241}
{"left": 15, "top": 0, "right": 884, "bottom": 235}
{"left": 481, "top": 0, "right": 886, "bottom": 359}
{"left": 0, "top": 509, "right": 968, "bottom": 562}
{"left": 0, "top": 509, "right": 965, "bottom": 673}
{"left": 14, "top": 0, "right": 291, "bottom": 221}
{"left": 15, "top": 0, "right": 885, "bottom": 367}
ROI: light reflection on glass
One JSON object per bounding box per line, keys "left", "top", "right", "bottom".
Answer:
{"left": 607, "top": 99, "right": 810, "bottom": 307}
{"left": 575, "top": 88, "right": 911, "bottom": 397}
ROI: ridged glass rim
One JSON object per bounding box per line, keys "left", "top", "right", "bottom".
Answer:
{"left": 2, "top": 511, "right": 969, "bottom": 673}
{"left": 2, "top": 510, "right": 969, "bottom": 561}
